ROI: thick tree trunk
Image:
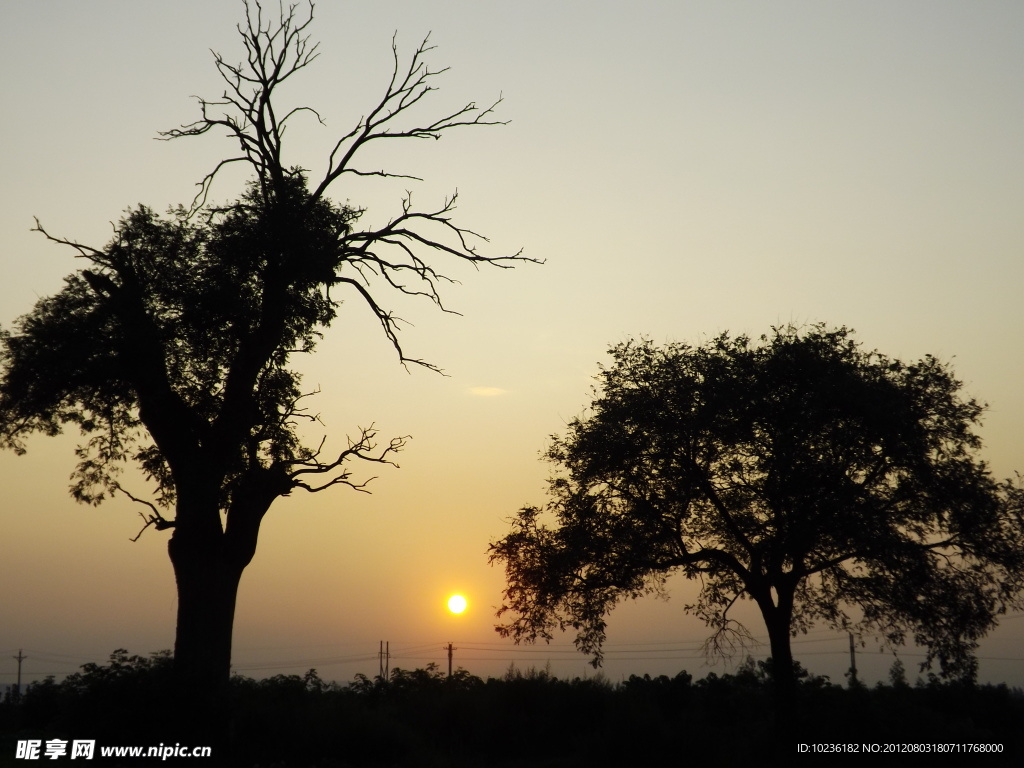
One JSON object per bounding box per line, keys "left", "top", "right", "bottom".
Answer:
{"left": 166, "top": 526, "right": 245, "bottom": 749}
{"left": 764, "top": 611, "right": 796, "bottom": 707}
{"left": 167, "top": 472, "right": 271, "bottom": 690}
{"left": 753, "top": 584, "right": 798, "bottom": 755}
{"left": 164, "top": 471, "right": 277, "bottom": 751}
{"left": 169, "top": 532, "right": 243, "bottom": 695}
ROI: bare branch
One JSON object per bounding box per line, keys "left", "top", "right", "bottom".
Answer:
{"left": 154, "top": 2, "right": 536, "bottom": 372}
{"left": 312, "top": 33, "right": 507, "bottom": 201}
{"left": 115, "top": 483, "right": 175, "bottom": 542}
{"left": 324, "top": 191, "right": 536, "bottom": 368}
{"left": 159, "top": 1, "right": 320, "bottom": 211}
{"left": 701, "top": 606, "right": 758, "bottom": 662}
{"left": 287, "top": 425, "right": 409, "bottom": 493}
{"left": 31, "top": 218, "right": 108, "bottom": 263}
{"left": 159, "top": 3, "right": 505, "bottom": 209}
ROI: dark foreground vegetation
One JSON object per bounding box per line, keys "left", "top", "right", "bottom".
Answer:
{"left": 2, "top": 650, "right": 1021, "bottom": 767}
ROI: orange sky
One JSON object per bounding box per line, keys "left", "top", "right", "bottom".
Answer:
{"left": 2, "top": 1, "right": 1023, "bottom": 689}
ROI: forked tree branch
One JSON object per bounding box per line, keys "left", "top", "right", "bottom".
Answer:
{"left": 32, "top": 218, "right": 110, "bottom": 265}
{"left": 115, "top": 483, "right": 175, "bottom": 542}
{"left": 287, "top": 425, "right": 408, "bottom": 493}
{"left": 311, "top": 33, "right": 507, "bottom": 202}
{"left": 334, "top": 191, "right": 534, "bottom": 370}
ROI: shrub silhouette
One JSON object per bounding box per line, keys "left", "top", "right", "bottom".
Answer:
{"left": 4, "top": 652, "right": 1022, "bottom": 766}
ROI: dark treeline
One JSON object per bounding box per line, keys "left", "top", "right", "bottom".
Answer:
{"left": 1, "top": 650, "right": 1021, "bottom": 767}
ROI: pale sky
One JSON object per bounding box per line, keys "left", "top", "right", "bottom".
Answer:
{"left": 2, "top": 1, "right": 1023, "bottom": 688}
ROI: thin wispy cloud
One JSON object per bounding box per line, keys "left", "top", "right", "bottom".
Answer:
{"left": 469, "top": 386, "right": 508, "bottom": 397}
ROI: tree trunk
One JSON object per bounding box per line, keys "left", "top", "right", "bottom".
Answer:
{"left": 753, "top": 584, "right": 798, "bottom": 755}
{"left": 764, "top": 611, "right": 796, "bottom": 707}
{"left": 164, "top": 471, "right": 277, "bottom": 750}
{"left": 169, "top": 533, "right": 243, "bottom": 694}
{"left": 167, "top": 526, "right": 244, "bottom": 748}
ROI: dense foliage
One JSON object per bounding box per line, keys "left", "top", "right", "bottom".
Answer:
{"left": 1, "top": 178, "right": 358, "bottom": 509}
{"left": 491, "top": 326, "right": 1024, "bottom": 701}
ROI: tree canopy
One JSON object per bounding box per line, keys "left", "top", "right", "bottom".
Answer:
{"left": 2, "top": 179, "right": 374, "bottom": 514}
{"left": 491, "top": 325, "right": 1024, "bottom": 697}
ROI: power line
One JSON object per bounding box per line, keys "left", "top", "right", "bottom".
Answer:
{"left": 10, "top": 622, "right": 1024, "bottom": 682}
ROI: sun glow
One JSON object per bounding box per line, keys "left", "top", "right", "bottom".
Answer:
{"left": 447, "top": 594, "right": 467, "bottom": 614}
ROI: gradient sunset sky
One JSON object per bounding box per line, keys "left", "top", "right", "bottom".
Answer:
{"left": 2, "top": 1, "right": 1023, "bottom": 688}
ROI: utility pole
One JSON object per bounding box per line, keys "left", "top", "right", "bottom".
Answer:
{"left": 848, "top": 633, "right": 858, "bottom": 686}
{"left": 445, "top": 642, "right": 457, "bottom": 678}
{"left": 378, "top": 641, "right": 390, "bottom": 680}
{"left": 12, "top": 650, "right": 25, "bottom": 703}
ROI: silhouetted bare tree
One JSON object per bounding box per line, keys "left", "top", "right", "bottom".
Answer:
{"left": 0, "top": 0, "right": 532, "bottom": 724}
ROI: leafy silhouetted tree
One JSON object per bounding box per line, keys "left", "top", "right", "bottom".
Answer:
{"left": 0, "top": 0, "right": 532, "bottom": 728}
{"left": 491, "top": 325, "right": 1024, "bottom": 725}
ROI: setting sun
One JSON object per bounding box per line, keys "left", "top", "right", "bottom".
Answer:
{"left": 447, "top": 594, "right": 467, "bottom": 614}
